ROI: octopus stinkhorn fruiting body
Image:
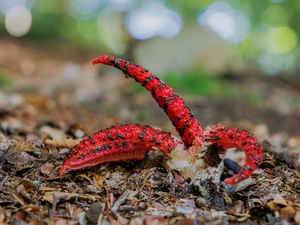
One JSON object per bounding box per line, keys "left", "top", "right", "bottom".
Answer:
{"left": 59, "top": 55, "right": 263, "bottom": 190}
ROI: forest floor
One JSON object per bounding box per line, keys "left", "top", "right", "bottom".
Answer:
{"left": 0, "top": 39, "right": 299, "bottom": 224}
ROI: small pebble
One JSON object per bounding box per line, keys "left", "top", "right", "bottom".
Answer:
{"left": 195, "top": 197, "right": 207, "bottom": 208}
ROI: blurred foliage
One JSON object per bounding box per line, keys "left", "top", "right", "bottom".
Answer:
{"left": 164, "top": 70, "right": 264, "bottom": 106}
{"left": 132, "top": 69, "right": 264, "bottom": 106}
{"left": 164, "top": 70, "right": 234, "bottom": 98}
{"left": 0, "top": 0, "right": 299, "bottom": 74}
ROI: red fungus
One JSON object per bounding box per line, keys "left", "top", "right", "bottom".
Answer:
{"left": 60, "top": 55, "right": 263, "bottom": 190}
{"left": 60, "top": 124, "right": 181, "bottom": 175}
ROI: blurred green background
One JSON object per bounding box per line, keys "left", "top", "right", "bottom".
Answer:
{"left": 0, "top": 0, "right": 300, "bottom": 135}
{"left": 0, "top": 0, "right": 299, "bottom": 75}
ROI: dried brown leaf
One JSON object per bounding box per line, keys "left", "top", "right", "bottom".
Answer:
{"left": 39, "top": 187, "right": 58, "bottom": 191}
{"left": 18, "top": 179, "right": 37, "bottom": 191}
{"left": 295, "top": 210, "right": 300, "bottom": 224}
{"left": 0, "top": 209, "right": 9, "bottom": 225}
{"left": 5, "top": 150, "right": 37, "bottom": 171}
{"left": 42, "top": 191, "right": 78, "bottom": 204}
{"left": 280, "top": 206, "right": 296, "bottom": 219}
{"left": 23, "top": 205, "right": 43, "bottom": 214}
{"left": 92, "top": 173, "right": 104, "bottom": 188}
{"left": 273, "top": 194, "right": 287, "bottom": 206}
{"left": 44, "top": 138, "right": 80, "bottom": 148}
{"left": 40, "top": 162, "right": 55, "bottom": 176}
{"left": 40, "top": 126, "right": 66, "bottom": 140}
{"left": 9, "top": 140, "right": 38, "bottom": 152}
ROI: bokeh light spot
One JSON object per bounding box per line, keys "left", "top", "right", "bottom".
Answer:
{"left": 200, "top": 11, "right": 234, "bottom": 39}
{"left": 258, "top": 53, "right": 296, "bottom": 74}
{"left": 198, "top": 2, "right": 250, "bottom": 43}
{"left": 0, "top": 0, "right": 26, "bottom": 14}
{"left": 107, "top": 0, "right": 135, "bottom": 12}
{"left": 5, "top": 5, "right": 32, "bottom": 37}
{"left": 125, "top": 1, "right": 182, "bottom": 40}
{"left": 266, "top": 27, "right": 297, "bottom": 54}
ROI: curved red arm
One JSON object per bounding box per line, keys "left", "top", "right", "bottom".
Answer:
{"left": 60, "top": 124, "right": 182, "bottom": 175}
{"left": 92, "top": 55, "right": 204, "bottom": 147}
{"left": 204, "top": 124, "right": 263, "bottom": 186}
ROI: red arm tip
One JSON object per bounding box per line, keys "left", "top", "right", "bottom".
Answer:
{"left": 92, "top": 57, "right": 101, "bottom": 65}
{"left": 92, "top": 55, "right": 114, "bottom": 65}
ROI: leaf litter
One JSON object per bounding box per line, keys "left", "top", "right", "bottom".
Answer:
{"left": 0, "top": 40, "right": 299, "bottom": 224}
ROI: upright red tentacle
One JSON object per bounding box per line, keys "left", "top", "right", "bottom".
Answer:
{"left": 92, "top": 55, "right": 204, "bottom": 147}
{"left": 204, "top": 124, "right": 263, "bottom": 186}
{"left": 60, "top": 124, "right": 181, "bottom": 175}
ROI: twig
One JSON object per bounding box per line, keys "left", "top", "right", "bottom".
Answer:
{"left": 49, "top": 193, "right": 68, "bottom": 219}
{"left": 112, "top": 189, "right": 130, "bottom": 212}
